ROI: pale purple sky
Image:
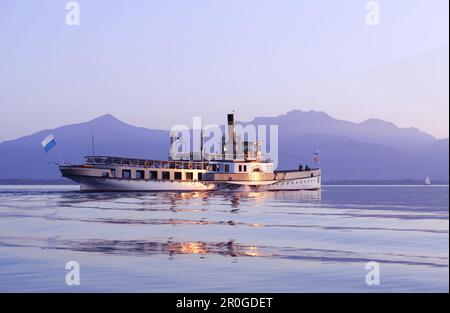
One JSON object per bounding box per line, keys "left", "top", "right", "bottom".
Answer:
{"left": 0, "top": 0, "right": 448, "bottom": 141}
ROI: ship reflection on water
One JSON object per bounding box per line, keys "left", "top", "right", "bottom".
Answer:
{"left": 48, "top": 238, "right": 265, "bottom": 258}
{"left": 59, "top": 189, "right": 321, "bottom": 210}
{"left": 38, "top": 190, "right": 320, "bottom": 260}
{"left": 54, "top": 190, "right": 321, "bottom": 228}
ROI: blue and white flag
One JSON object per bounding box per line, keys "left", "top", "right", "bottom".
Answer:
{"left": 41, "top": 134, "right": 56, "bottom": 153}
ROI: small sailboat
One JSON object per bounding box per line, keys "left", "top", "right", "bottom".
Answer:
{"left": 424, "top": 176, "right": 431, "bottom": 185}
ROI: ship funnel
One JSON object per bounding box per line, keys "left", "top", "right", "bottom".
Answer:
{"left": 227, "top": 113, "right": 237, "bottom": 160}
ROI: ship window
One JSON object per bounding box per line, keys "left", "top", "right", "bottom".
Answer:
{"left": 212, "top": 164, "right": 217, "bottom": 172}
{"left": 243, "top": 165, "right": 247, "bottom": 172}
{"left": 186, "top": 172, "right": 193, "bottom": 180}
{"left": 122, "top": 170, "right": 131, "bottom": 179}
{"left": 198, "top": 173, "right": 203, "bottom": 181}
{"left": 149, "top": 171, "right": 158, "bottom": 180}
{"left": 136, "top": 170, "right": 145, "bottom": 180}
{"left": 225, "top": 164, "right": 230, "bottom": 173}
{"left": 174, "top": 172, "right": 182, "bottom": 180}
{"left": 162, "top": 171, "right": 170, "bottom": 180}
{"left": 238, "top": 165, "right": 242, "bottom": 172}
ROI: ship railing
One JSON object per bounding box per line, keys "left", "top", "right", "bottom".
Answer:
{"left": 169, "top": 152, "right": 271, "bottom": 163}
{"left": 169, "top": 152, "right": 206, "bottom": 161}
{"left": 204, "top": 153, "right": 272, "bottom": 162}
{"left": 84, "top": 156, "right": 209, "bottom": 170}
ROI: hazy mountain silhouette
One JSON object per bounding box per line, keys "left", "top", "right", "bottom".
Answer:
{"left": 0, "top": 114, "right": 169, "bottom": 179}
{"left": 250, "top": 110, "right": 436, "bottom": 151}
{"left": 0, "top": 111, "right": 448, "bottom": 181}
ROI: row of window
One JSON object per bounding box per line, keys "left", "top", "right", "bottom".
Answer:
{"left": 210, "top": 164, "right": 255, "bottom": 173}
{"left": 211, "top": 164, "right": 231, "bottom": 172}
{"left": 238, "top": 165, "right": 248, "bottom": 172}
{"left": 117, "top": 169, "right": 200, "bottom": 181}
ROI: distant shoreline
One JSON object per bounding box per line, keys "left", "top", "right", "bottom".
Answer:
{"left": 0, "top": 179, "right": 448, "bottom": 186}
{"left": 323, "top": 179, "right": 449, "bottom": 186}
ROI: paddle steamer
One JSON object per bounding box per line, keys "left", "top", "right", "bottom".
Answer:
{"left": 60, "top": 113, "right": 321, "bottom": 191}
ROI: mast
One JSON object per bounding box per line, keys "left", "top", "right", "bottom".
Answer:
{"left": 200, "top": 128, "right": 204, "bottom": 161}
{"left": 91, "top": 134, "right": 95, "bottom": 156}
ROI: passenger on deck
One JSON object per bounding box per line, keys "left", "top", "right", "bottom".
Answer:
{"left": 298, "top": 164, "right": 303, "bottom": 171}
{"left": 305, "top": 165, "right": 310, "bottom": 171}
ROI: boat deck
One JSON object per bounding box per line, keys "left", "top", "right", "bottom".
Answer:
{"left": 84, "top": 156, "right": 209, "bottom": 170}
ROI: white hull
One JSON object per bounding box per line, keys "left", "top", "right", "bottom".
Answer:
{"left": 267, "top": 175, "right": 321, "bottom": 191}
{"left": 71, "top": 176, "right": 215, "bottom": 191}
{"left": 68, "top": 175, "right": 320, "bottom": 192}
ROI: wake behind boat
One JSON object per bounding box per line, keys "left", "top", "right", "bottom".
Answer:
{"left": 59, "top": 113, "right": 321, "bottom": 191}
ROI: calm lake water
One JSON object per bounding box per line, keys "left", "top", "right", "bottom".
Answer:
{"left": 0, "top": 185, "right": 448, "bottom": 292}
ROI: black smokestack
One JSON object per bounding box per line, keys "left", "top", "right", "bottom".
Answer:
{"left": 227, "top": 113, "right": 236, "bottom": 159}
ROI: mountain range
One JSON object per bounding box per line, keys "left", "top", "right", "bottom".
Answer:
{"left": 0, "top": 110, "right": 448, "bottom": 182}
